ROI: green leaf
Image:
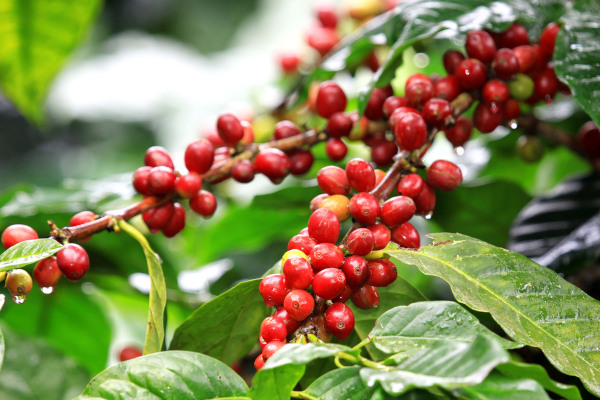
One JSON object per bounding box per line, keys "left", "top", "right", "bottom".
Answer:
{"left": 0, "top": 0, "right": 102, "bottom": 124}
{"left": 361, "top": 335, "right": 509, "bottom": 396}
{"left": 118, "top": 220, "right": 166, "bottom": 355}
{"left": 369, "top": 301, "right": 520, "bottom": 354}
{"left": 554, "top": 0, "right": 600, "bottom": 128}
{"left": 76, "top": 350, "right": 248, "bottom": 399}
{"left": 0, "top": 326, "right": 4, "bottom": 371}
{"left": 456, "top": 372, "right": 551, "bottom": 400}
{"left": 0, "top": 323, "right": 90, "bottom": 400}
{"left": 169, "top": 279, "right": 270, "bottom": 365}
{"left": 304, "top": 366, "right": 380, "bottom": 400}
{"left": 0, "top": 238, "right": 64, "bottom": 272}
{"left": 387, "top": 233, "right": 600, "bottom": 396}
{"left": 496, "top": 361, "right": 582, "bottom": 400}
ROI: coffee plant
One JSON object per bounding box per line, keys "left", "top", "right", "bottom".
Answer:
{"left": 1, "top": 0, "right": 600, "bottom": 398}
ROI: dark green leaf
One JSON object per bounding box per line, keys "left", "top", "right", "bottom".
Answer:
{"left": 0, "top": 238, "right": 64, "bottom": 272}
{"left": 496, "top": 361, "right": 582, "bottom": 400}
{"left": 554, "top": 0, "right": 600, "bottom": 128}
{"left": 76, "top": 351, "right": 248, "bottom": 399}
{"left": 0, "top": 0, "right": 102, "bottom": 123}
{"left": 361, "top": 335, "right": 509, "bottom": 396}
{"left": 169, "top": 279, "right": 270, "bottom": 365}
{"left": 305, "top": 366, "right": 380, "bottom": 400}
{"left": 388, "top": 233, "right": 600, "bottom": 396}
{"left": 456, "top": 372, "right": 550, "bottom": 400}
{"left": 369, "top": 301, "right": 519, "bottom": 354}
{"left": 0, "top": 323, "right": 90, "bottom": 400}
{"left": 118, "top": 220, "right": 166, "bottom": 355}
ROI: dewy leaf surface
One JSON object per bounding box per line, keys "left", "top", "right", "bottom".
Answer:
{"left": 456, "top": 372, "right": 550, "bottom": 400}
{"left": 76, "top": 351, "right": 248, "bottom": 400}
{"left": 169, "top": 279, "right": 269, "bottom": 365}
{"left": 0, "top": 0, "right": 101, "bottom": 123}
{"left": 304, "top": 366, "right": 380, "bottom": 400}
{"left": 118, "top": 220, "right": 166, "bottom": 355}
{"left": 0, "top": 238, "right": 64, "bottom": 272}
{"left": 387, "top": 233, "right": 600, "bottom": 396}
{"left": 369, "top": 301, "right": 519, "bottom": 354}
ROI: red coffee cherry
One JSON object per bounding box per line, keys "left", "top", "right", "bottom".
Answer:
{"left": 325, "top": 138, "right": 348, "bottom": 161}
{"left": 310, "top": 243, "right": 345, "bottom": 271}
{"left": 283, "top": 256, "right": 313, "bottom": 289}
{"left": 56, "top": 243, "right": 90, "bottom": 282}
{"left": 274, "top": 120, "right": 301, "bottom": 140}
{"left": 278, "top": 52, "right": 300, "bottom": 74}
{"left": 383, "top": 96, "right": 407, "bottom": 117}
{"left": 262, "top": 341, "right": 286, "bottom": 360}
{"left": 391, "top": 222, "right": 421, "bottom": 249}
{"left": 341, "top": 256, "right": 369, "bottom": 289}
{"left": 307, "top": 26, "right": 339, "bottom": 56}
{"left": 371, "top": 140, "right": 398, "bottom": 167}
{"left": 232, "top": 160, "right": 256, "bottom": 183}
{"left": 316, "top": 81, "right": 347, "bottom": 118}
{"left": 143, "top": 202, "right": 175, "bottom": 230}
{"left": 502, "top": 99, "right": 521, "bottom": 121}
{"left": 578, "top": 121, "right": 600, "bottom": 159}
{"left": 316, "top": 5, "right": 338, "bottom": 29}
{"left": 465, "top": 30, "right": 497, "bottom": 64}
{"left": 240, "top": 120, "right": 255, "bottom": 146}
{"left": 147, "top": 166, "right": 176, "bottom": 194}
{"left": 259, "top": 274, "right": 289, "bottom": 307}
{"left": 443, "top": 50, "right": 466, "bottom": 75}
{"left": 473, "top": 102, "right": 502, "bottom": 134}
{"left": 497, "top": 23, "right": 529, "bottom": 49}
{"left": 324, "top": 303, "right": 355, "bottom": 340}
{"left": 539, "top": 23, "right": 560, "bottom": 58}
{"left": 312, "top": 268, "right": 346, "bottom": 300}
{"left": 397, "top": 173, "right": 424, "bottom": 199}
{"left": 162, "top": 203, "right": 186, "bottom": 238}
{"left": 308, "top": 208, "right": 341, "bottom": 244}
{"left": 254, "top": 354, "right": 266, "bottom": 370}
{"left": 317, "top": 166, "right": 350, "bottom": 196}
{"left": 492, "top": 48, "right": 519, "bottom": 80}
{"left": 345, "top": 158, "right": 376, "bottom": 193}
{"left": 216, "top": 113, "right": 244, "bottom": 146}
{"left": 351, "top": 284, "right": 380, "bottom": 309}
{"left": 119, "top": 346, "right": 143, "bottom": 361}
{"left": 454, "top": 58, "right": 487, "bottom": 90}
{"left": 380, "top": 196, "right": 416, "bottom": 227}
{"left": 33, "top": 256, "right": 62, "bottom": 291}
{"left": 69, "top": 211, "right": 96, "bottom": 242}
{"left": 405, "top": 79, "right": 434, "bottom": 108}
{"left": 482, "top": 79, "right": 510, "bottom": 105}
{"left": 367, "top": 223, "right": 391, "bottom": 250}
{"left": 144, "top": 146, "right": 174, "bottom": 169}
{"left": 532, "top": 67, "right": 559, "bottom": 103}
{"left": 427, "top": 160, "right": 462, "bottom": 191}
{"left": 367, "top": 259, "right": 397, "bottom": 287}
{"left": 132, "top": 166, "right": 152, "bottom": 196}
{"left": 310, "top": 194, "right": 329, "bottom": 213}
{"left": 326, "top": 112, "right": 353, "bottom": 138}
{"left": 346, "top": 228, "right": 375, "bottom": 256}
{"left": 364, "top": 87, "right": 388, "bottom": 120}
{"left": 288, "top": 234, "right": 317, "bottom": 255}
{"left": 273, "top": 307, "right": 302, "bottom": 334}
{"left": 394, "top": 112, "right": 427, "bottom": 151}
{"left": 2, "top": 224, "right": 38, "bottom": 249}
{"left": 175, "top": 173, "right": 202, "bottom": 198}
{"left": 334, "top": 285, "right": 353, "bottom": 303}
{"left": 348, "top": 192, "right": 381, "bottom": 225}
{"left": 388, "top": 107, "right": 419, "bottom": 130}
{"left": 185, "top": 139, "right": 214, "bottom": 174}
{"left": 190, "top": 190, "right": 217, "bottom": 218}
{"left": 255, "top": 148, "right": 291, "bottom": 184}
{"left": 414, "top": 181, "right": 436, "bottom": 216}
{"left": 261, "top": 316, "right": 288, "bottom": 343}
{"left": 6, "top": 269, "right": 33, "bottom": 303}
{"left": 444, "top": 116, "right": 473, "bottom": 148}
{"left": 288, "top": 149, "right": 315, "bottom": 176}
{"left": 284, "top": 289, "right": 315, "bottom": 321}
{"left": 434, "top": 76, "right": 461, "bottom": 101}
{"left": 421, "top": 98, "right": 453, "bottom": 129}
{"left": 513, "top": 45, "right": 538, "bottom": 73}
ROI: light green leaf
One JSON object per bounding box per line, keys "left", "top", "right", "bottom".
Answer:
{"left": 0, "top": 238, "right": 64, "bottom": 272}
{"left": 361, "top": 335, "right": 509, "bottom": 396}
{"left": 387, "top": 233, "right": 600, "bottom": 396}
{"left": 456, "top": 372, "right": 550, "bottom": 400}
{"left": 304, "top": 366, "right": 380, "bottom": 400}
{"left": 118, "top": 220, "right": 166, "bottom": 355}
{"left": 76, "top": 351, "right": 248, "bottom": 399}
{"left": 169, "top": 279, "right": 269, "bottom": 366}
{"left": 369, "top": 301, "right": 520, "bottom": 354}
{"left": 0, "top": 326, "right": 4, "bottom": 371}
{"left": 0, "top": 0, "right": 102, "bottom": 123}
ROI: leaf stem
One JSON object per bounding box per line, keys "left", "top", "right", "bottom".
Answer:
{"left": 352, "top": 337, "right": 372, "bottom": 351}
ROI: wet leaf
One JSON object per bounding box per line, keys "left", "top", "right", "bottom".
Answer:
{"left": 456, "top": 372, "right": 550, "bottom": 400}
{"left": 497, "top": 361, "right": 582, "bottom": 400}
{"left": 0, "top": 238, "right": 64, "bottom": 272}
{"left": 304, "top": 366, "right": 380, "bottom": 400}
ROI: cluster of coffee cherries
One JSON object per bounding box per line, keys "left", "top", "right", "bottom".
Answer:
{"left": 1, "top": 212, "right": 94, "bottom": 303}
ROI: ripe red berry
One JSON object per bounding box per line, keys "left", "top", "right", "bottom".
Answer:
{"left": 312, "top": 268, "right": 346, "bottom": 300}
{"left": 473, "top": 102, "right": 502, "bottom": 134}
{"left": 132, "top": 166, "right": 152, "bottom": 196}
{"left": 397, "top": 173, "right": 424, "bottom": 199}
{"left": 119, "top": 346, "right": 143, "bottom": 361}
{"left": 284, "top": 289, "right": 315, "bottom": 321}
{"left": 427, "top": 160, "right": 462, "bottom": 191}
{"left": 33, "top": 256, "right": 62, "bottom": 291}
{"left": 254, "top": 354, "right": 265, "bottom": 370}
{"left": 405, "top": 80, "right": 434, "bottom": 108}
{"left": 497, "top": 23, "right": 529, "bottom": 49}
{"left": 345, "top": 158, "right": 376, "bottom": 193}
{"left": 185, "top": 139, "right": 214, "bottom": 174}
{"left": 232, "top": 160, "right": 256, "bottom": 183}
{"left": 578, "top": 121, "right": 600, "bottom": 159}
{"left": 367, "top": 223, "right": 391, "bottom": 250}
{"left": 351, "top": 284, "right": 380, "bottom": 309}
{"left": 388, "top": 107, "right": 419, "bottom": 130}
{"left": 316, "top": 81, "right": 347, "bottom": 118}
{"left": 434, "top": 76, "right": 461, "bottom": 101}
{"left": 288, "top": 149, "right": 315, "bottom": 176}
{"left": 325, "top": 138, "right": 348, "bottom": 161}
{"left": 69, "top": 211, "right": 96, "bottom": 242}
{"left": 278, "top": 52, "right": 300, "bottom": 74}
{"left": 414, "top": 182, "right": 436, "bottom": 216}
{"left": 307, "top": 26, "right": 339, "bottom": 56}
{"left": 394, "top": 112, "right": 427, "bottom": 151}
{"left": 371, "top": 140, "right": 398, "bottom": 167}
{"left": 261, "top": 316, "right": 288, "bottom": 343}
{"left": 273, "top": 307, "right": 302, "bottom": 334}
{"left": 532, "top": 67, "right": 559, "bottom": 103}
{"left": 326, "top": 112, "right": 353, "bottom": 138}
{"left": 316, "top": 5, "right": 338, "bottom": 28}
{"left": 348, "top": 192, "right": 381, "bottom": 225}
{"left": 190, "top": 190, "right": 217, "bottom": 218}
{"left": 255, "top": 148, "right": 291, "bottom": 184}
{"left": 465, "top": 30, "right": 497, "bottom": 64}
{"left": 259, "top": 274, "right": 289, "bottom": 307}
{"left": 274, "top": 120, "right": 301, "bottom": 140}
{"left": 539, "top": 23, "right": 560, "bottom": 58}
{"left": 346, "top": 228, "right": 375, "bottom": 256}
{"left": 161, "top": 203, "right": 186, "bottom": 238}
{"left": 2, "top": 224, "right": 38, "bottom": 250}
{"left": 367, "top": 259, "right": 397, "bottom": 287}
{"left": 391, "top": 222, "right": 421, "bottom": 249}
{"left": 56, "top": 243, "right": 90, "bottom": 282}
{"left": 482, "top": 79, "right": 510, "bottom": 105}
{"left": 443, "top": 50, "right": 466, "bottom": 75}
{"left": 288, "top": 234, "right": 317, "bottom": 255}
{"left": 334, "top": 285, "right": 353, "bottom": 303}
{"left": 6, "top": 269, "right": 33, "bottom": 302}
{"left": 383, "top": 96, "right": 407, "bottom": 117}
{"left": 216, "top": 113, "right": 244, "bottom": 146}
{"left": 147, "top": 166, "right": 176, "bottom": 194}
{"left": 317, "top": 166, "right": 350, "bottom": 195}
{"left": 421, "top": 98, "right": 453, "bottom": 129}
{"left": 492, "top": 48, "right": 519, "bottom": 80}
{"left": 283, "top": 256, "right": 313, "bottom": 289}
{"left": 513, "top": 45, "right": 538, "bottom": 73}
{"left": 324, "top": 303, "right": 355, "bottom": 340}
{"left": 380, "top": 196, "right": 416, "bottom": 227}
{"left": 144, "top": 146, "right": 174, "bottom": 169}
{"left": 502, "top": 99, "right": 521, "bottom": 121}
{"left": 310, "top": 242, "right": 345, "bottom": 271}
{"left": 176, "top": 173, "right": 202, "bottom": 198}
{"left": 240, "top": 120, "right": 255, "bottom": 146}
{"left": 444, "top": 116, "right": 473, "bottom": 148}
{"left": 341, "top": 256, "right": 369, "bottom": 289}
{"left": 454, "top": 58, "right": 487, "bottom": 90}
{"left": 364, "top": 87, "right": 388, "bottom": 120}
{"left": 143, "top": 202, "right": 175, "bottom": 230}
{"left": 308, "top": 208, "right": 341, "bottom": 244}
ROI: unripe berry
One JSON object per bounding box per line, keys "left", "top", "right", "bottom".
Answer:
{"left": 326, "top": 112, "right": 353, "bottom": 138}
{"left": 318, "top": 194, "right": 351, "bottom": 222}
{"left": 316, "top": 81, "right": 347, "bottom": 118}
{"left": 310, "top": 243, "right": 345, "bottom": 271}
{"left": 391, "top": 222, "right": 420, "bottom": 249}
{"left": 147, "top": 166, "right": 176, "bottom": 194}
{"left": 260, "top": 316, "right": 288, "bottom": 343}
{"left": 324, "top": 303, "right": 355, "bottom": 340}
{"left": 255, "top": 148, "right": 291, "bottom": 184}
{"left": 367, "top": 223, "right": 391, "bottom": 250}
{"left": 185, "top": 139, "right": 214, "bottom": 174}
{"left": 427, "top": 160, "right": 462, "bottom": 191}
{"left": 232, "top": 160, "right": 256, "bottom": 183}
{"left": 2, "top": 224, "right": 38, "bottom": 249}
{"left": 444, "top": 116, "right": 473, "bottom": 148}
{"left": 351, "top": 284, "right": 380, "bottom": 309}
{"left": 317, "top": 166, "right": 350, "bottom": 196}
{"left": 465, "top": 30, "right": 497, "bottom": 64}
{"left": 288, "top": 149, "right": 315, "bottom": 176}
{"left": 284, "top": 289, "right": 315, "bottom": 321}
{"left": 312, "top": 268, "right": 346, "bottom": 300}
{"left": 345, "top": 158, "right": 376, "bottom": 193}
{"left": 176, "top": 173, "right": 202, "bottom": 198}
{"left": 325, "top": 138, "right": 348, "bottom": 161}
{"left": 346, "top": 228, "right": 375, "bottom": 256}
{"left": 518, "top": 136, "right": 544, "bottom": 163}
{"left": 283, "top": 256, "right": 313, "bottom": 290}
{"left": 274, "top": 120, "right": 301, "bottom": 140}
{"left": 144, "top": 146, "right": 174, "bottom": 169}
{"left": 380, "top": 196, "right": 416, "bottom": 227}
{"left": 33, "top": 256, "right": 62, "bottom": 291}
{"left": 348, "top": 192, "right": 381, "bottom": 225}
{"left": 308, "top": 208, "right": 341, "bottom": 244}
{"left": 56, "top": 243, "right": 90, "bottom": 282}
{"left": 397, "top": 173, "right": 424, "bottom": 199}
{"left": 190, "top": 190, "right": 217, "bottom": 218}
{"left": 6, "top": 269, "right": 33, "bottom": 302}
{"left": 161, "top": 203, "right": 186, "bottom": 238}
{"left": 259, "top": 274, "right": 289, "bottom": 307}
{"left": 216, "top": 113, "right": 244, "bottom": 146}
{"left": 454, "top": 58, "right": 487, "bottom": 90}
